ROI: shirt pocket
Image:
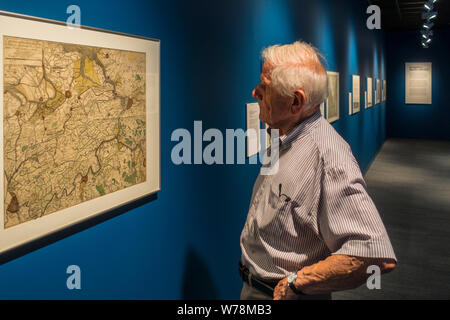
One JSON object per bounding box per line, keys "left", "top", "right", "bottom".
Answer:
{"left": 271, "top": 181, "right": 317, "bottom": 233}
{"left": 258, "top": 182, "right": 291, "bottom": 230}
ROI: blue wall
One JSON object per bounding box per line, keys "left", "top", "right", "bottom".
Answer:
{"left": 0, "top": 0, "right": 387, "bottom": 299}
{"left": 386, "top": 28, "right": 450, "bottom": 140}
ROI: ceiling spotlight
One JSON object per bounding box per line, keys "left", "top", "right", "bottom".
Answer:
{"left": 421, "top": 0, "right": 438, "bottom": 48}
{"left": 421, "top": 30, "right": 434, "bottom": 38}
{"left": 422, "top": 11, "right": 437, "bottom": 20}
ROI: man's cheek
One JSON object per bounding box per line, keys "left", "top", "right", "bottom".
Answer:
{"left": 261, "top": 103, "right": 268, "bottom": 115}
{"left": 263, "top": 105, "right": 270, "bottom": 118}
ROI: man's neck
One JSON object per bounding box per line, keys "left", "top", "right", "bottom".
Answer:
{"left": 276, "top": 106, "right": 319, "bottom": 136}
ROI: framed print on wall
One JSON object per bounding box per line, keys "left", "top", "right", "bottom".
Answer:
{"left": 376, "top": 78, "right": 381, "bottom": 104}
{"left": 405, "top": 62, "right": 432, "bottom": 104}
{"left": 326, "top": 71, "right": 339, "bottom": 123}
{"left": 352, "top": 75, "right": 360, "bottom": 114}
{"left": 0, "top": 11, "right": 161, "bottom": 256}
{"left": 246, "top": 102, "right": 260, "bottom": 158}
{"left": 367, "top": 77, "right": 373, "bottom": 108}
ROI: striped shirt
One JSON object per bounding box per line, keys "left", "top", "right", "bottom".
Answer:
{"left": 240, "top": 110, "right": 397, "bottom": 280}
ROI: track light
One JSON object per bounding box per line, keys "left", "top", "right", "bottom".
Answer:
{"left": 421, "top": 30, "right": 434, "bottom": 38}
{"left": 421, "top": 35, "right": 431, "bottom": 43}
{"left": 421, "top": 0, "right": 438, "bottom": 48}
{"left": 422, "top": 11, "right": 437, "bottom": 20}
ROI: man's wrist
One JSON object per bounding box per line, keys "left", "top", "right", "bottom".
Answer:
{"left": 288, "top": 270, "right": 306, "bottom": 295}
{"left": 294, "top": 269, "right": 304, "bottom": 289}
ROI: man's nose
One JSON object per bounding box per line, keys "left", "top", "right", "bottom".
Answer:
{"left": 252, "top": 88, "right": 262, "bottom": 100}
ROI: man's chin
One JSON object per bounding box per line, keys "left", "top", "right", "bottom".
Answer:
{"left": 259, "top": 116, "right": 269, "bottom": 125}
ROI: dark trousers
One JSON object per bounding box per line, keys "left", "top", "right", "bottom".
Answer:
{"left": 240, "top": 282, "right": 332, "bottom": 300}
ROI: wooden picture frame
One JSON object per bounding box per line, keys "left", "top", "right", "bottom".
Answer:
{"left": 0, "top": 10, "right": 160, "bottom": 256}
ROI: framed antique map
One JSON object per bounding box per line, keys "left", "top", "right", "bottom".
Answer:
{"left": 326, "top": 71, "right": 339, "bottom": 123}
{"left": 0, "top": 11, "right": 160, "bottom": 256}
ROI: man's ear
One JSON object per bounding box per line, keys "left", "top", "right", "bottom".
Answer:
{"left": 291, "top": 89, "right": 306, "bottom": 114}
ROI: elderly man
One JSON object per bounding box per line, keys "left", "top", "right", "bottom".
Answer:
{"left": 239, "top": 41, "right": 397, "bottom": 300}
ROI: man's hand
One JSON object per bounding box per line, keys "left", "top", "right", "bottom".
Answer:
{"left": 273, "top": 275, "right": 299, "bottom": 300}
{"left": 274, "top": 255, "right": 396, "bottom": 298}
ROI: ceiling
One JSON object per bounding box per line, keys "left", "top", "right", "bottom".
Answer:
{"left": 367, "top": 0, "right": 450, "bottom": 31}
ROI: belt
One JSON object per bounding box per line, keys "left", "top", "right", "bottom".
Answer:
{"left": 238, "top": 261, "right": 280, "bottom": 298}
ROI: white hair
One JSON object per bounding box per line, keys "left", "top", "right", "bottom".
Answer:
{"left": 261, "top": 41, "right": 328, "bottom": 112}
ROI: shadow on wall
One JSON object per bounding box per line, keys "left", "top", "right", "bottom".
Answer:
{"left": 0, "top": 192, "right": 158, "bottom": 265}
{"left": 182, "top": 247, "right": 219, "bottom": 299}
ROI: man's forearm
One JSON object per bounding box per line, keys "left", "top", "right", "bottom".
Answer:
{"left": 295, "top": 254, "right": 394, "bottom": 295}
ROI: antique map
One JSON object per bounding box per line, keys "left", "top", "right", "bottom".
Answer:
{"left": 3, "top": 36, "right": 146, "bottom": 228}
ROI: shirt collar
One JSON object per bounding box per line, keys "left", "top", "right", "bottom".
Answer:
{"left": 278, "top": 109, "right": 322, "bottom": 148}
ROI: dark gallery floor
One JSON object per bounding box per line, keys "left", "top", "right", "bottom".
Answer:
{"left": 333, "top": 139, "right": 450, "bottom": 299}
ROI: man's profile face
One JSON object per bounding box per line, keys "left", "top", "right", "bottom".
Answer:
{"left": 252, "top": 61, "right": 292, "bottom": 128}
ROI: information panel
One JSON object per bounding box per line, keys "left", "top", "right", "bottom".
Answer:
{"left": 405, "top": 62, "right": 432, "bottom": 104}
